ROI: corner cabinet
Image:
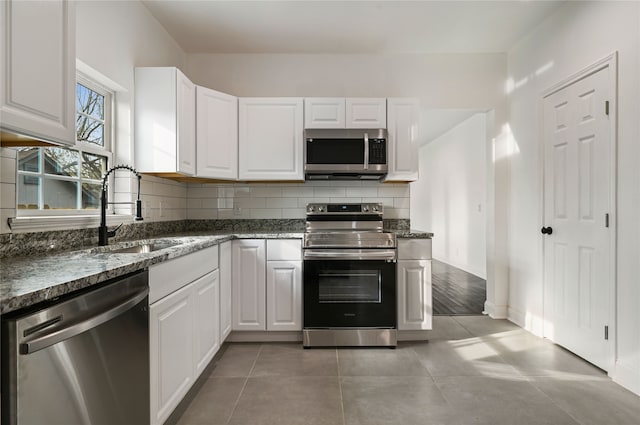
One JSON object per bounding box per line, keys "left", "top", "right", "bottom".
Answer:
{"left": 397, "top": 239, "right": 432, "bottom": 330}
{"left": 304, "top": 98, "right": 386, "bottom": 129}
{"left": 386, "top": 98, "right": 420, "bottom": 181}
{"left": 238, "top": 98, "right": 304, "bottom": 180}
{"left": 135, "top": 67, "right": 196, "bottom": 176}
{"left": 0, "top": 0, "right": 76, "bottom": 145}
{"left": 196, "top": 86, "right": 238, "bottom": 179}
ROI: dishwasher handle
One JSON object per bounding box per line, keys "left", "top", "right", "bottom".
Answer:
{"left": 20, "top": 287, "right": 149, "bottom": 355}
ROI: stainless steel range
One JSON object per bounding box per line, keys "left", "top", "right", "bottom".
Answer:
{"left": 303, "top": 203, "right": 397, "bottom": 347}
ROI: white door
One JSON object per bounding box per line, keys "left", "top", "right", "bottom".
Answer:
{"left": 542, "top": 64, "right": 613, "bottom": 370}
{"left": 397, "top": 260, "right": 432, "bottom": 330}
{"left": 238, "top": 98, "right": 303, "bottom": 180}
{"left": 149, "top": 284, "right": 194, "bottom": 425}
{"left": 219, "top": 241, "right": 233, "bottom": 341}
{"left": 266, "top": 260, "right": 302, "bottom": 331}
{"left": 176, "top": 69, "right": 196, "bottom": 176}
{"left": 232, "top": 239, "right": 266, "bottom": 330}
{"left": 346, "top": 98, "right": 386, "bottom": 128}
{"left": 386, "top": 98, "right": 419, "bottom": 181}
{"left": 196, "top": 86, "right": 238, "bottom": 179}
{"left": 304, "top": 98, "right": 345, "bottom": 129}
{"left": 193, "top": 270, "right": 220, "bottom": 377}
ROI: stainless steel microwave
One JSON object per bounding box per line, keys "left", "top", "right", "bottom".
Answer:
{"left": 304, "top": 129, "right": 388, "bottom": 180}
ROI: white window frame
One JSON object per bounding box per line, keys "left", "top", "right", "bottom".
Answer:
{"left": 15, "top": 73, "right": 114, "bottom": 219}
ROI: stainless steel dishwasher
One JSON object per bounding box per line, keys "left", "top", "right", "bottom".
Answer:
{"left": 1, "top": 270, "right": 150, "bottom": 425}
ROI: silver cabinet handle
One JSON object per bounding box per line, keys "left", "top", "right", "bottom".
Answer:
{"left": 364, "top": 132, "right": 369, "bottom": 170}
{"left": 20, "top": 287, "right": 149, "bottom": 355}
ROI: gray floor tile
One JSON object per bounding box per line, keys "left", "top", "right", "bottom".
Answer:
{"left": 412, "top": 338, "right": 521, "bottom": 378}
{"left": 177, "top": 377, "right": 246, "bottom": 425}
{"left": 453, "top": 315, "right": 521, "bottom": 337}
{"left": 251, "top": 343, "right": 339, "bottom": 377}
{"left": 481, "top": 331, "right": 606, "bottom": 377}
{"left": 228, "top": 376, "right": 343, "bottom": 425}
{"left": 426, "top": 316, "right": 476, "bottom": 340}
{"left": 531, "top": 376, "right": 640, "bottom": 425}
{"left": 210, "top": 343, "right": 262, "bottom": 377}
{"left": 338, "top": 344, "right": 429, "bottom": 376}
{"left": 435, "top": 375, "right": 580, "bottom": 425}
{"left": 341, "top": 376, "right": 461, "bottom": 425}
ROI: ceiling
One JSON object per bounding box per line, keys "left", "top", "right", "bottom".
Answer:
{"left": 142, "top": 0, "right": 565, "bottom": 55}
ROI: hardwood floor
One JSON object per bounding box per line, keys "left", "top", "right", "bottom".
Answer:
{"left": 432, "top": 260, "right": 486, "bottom": 315}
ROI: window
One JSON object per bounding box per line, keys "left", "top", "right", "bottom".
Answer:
{"left": 16, "top": 75, "right": 113, "bottom": 215}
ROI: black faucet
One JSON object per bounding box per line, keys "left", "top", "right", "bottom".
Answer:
{"left": 99, "top": 165, "right": 144, "bottom": 246}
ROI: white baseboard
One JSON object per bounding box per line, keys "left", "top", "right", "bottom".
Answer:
{"left": 483, "top": 300, "right": 508, "bottom": 319}
{"left": 508, "top": 306, "right": 544, "bottom": 337}
{"left": 398, "top": 330, "right": 430, "bottom": 341}
{"left": 613, "top": 360, "right": 640, "bottom": 396}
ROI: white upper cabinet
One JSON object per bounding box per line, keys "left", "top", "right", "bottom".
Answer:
{"left": 135, "top": 67, "right": 196, "bottom": 176}
{"left": 238, "top": 98, "right": 303, "bottom": 181}
{"left": 386, "top": 98, "right": 419, "bottom": 181}
{"left": 346, "top": 98, "right": 386, "bottom": 129}
{"left": 0, "top": 0, "right": 75, "bottom": 145}
{"left": 304, "top": 98, "right": 386, "bottom": 129}
{"left": 196, "top": 86, "right": 238, "bottom": 179}
{"left": 304, "top": 98, "right": 346, "bottom": 129}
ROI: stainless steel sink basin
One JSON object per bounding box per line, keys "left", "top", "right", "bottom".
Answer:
{"left": 108, "top": 241, "right": 180, "bottom": 254}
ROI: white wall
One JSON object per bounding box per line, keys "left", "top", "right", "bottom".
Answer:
{"left": 506, "top": 1, "right": 640, "bottom": 394}
{"left": 411, "top": 113, "right": 487, "bottom": 278}
{"left": 77, "top": 0, "right": 188, "bottom": 222}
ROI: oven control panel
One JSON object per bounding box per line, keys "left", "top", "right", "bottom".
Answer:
{"left": 306, "top": 203, "right": 383, "bottom": 215}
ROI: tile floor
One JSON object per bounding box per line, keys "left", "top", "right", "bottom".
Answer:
{"left": 176, "top": 316, "right": 640, "bottom": 425}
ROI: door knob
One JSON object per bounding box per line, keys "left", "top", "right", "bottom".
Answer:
{"left": 541, "top": 226, "right": 553, "bottom": 235}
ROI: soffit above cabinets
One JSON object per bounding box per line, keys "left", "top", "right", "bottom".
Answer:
{"left": 141, "top": 0, "right": 565, "bottom": 54}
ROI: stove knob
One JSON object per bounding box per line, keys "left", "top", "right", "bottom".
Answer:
{"left": 318, "top": 206, "right": 325, "bottom": 213}
{"left": 362, "top": 206, "right": 369, "bottom": 212}
{"left": 373, "top": 206, "right": 379, "bottom": 212}
{"left": 308, "top": 206, "right": 315, "bottom": 213}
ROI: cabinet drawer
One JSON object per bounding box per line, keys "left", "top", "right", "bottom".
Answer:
{"left": 150, "top": 245, "right": 219, "bottom": 304}
{"left": 398, "top": 239, "right": 432, "bottom": 260}
{"left": 267, "top": 239, "right": 302, "bottom": 261}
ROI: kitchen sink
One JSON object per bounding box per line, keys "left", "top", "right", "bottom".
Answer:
{"left": 107, "top": 241, "right": 181, "bottom": 254}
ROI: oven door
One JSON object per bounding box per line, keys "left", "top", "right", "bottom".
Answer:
{"left": 303, "top": 258, "right": 396, "bottom": 329}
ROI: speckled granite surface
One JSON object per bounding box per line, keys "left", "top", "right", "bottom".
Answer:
{"left": 0, "top": 217, "right": 428, "bottom": 315}
{"left": 1, "top": 232, "right": 303, "bottom": 315}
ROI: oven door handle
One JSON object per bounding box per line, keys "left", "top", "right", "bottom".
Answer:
{"left": 303, "top": 249, "right": 397, "bottom": 261}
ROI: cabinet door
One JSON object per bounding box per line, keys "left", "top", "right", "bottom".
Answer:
{"left": 0, "top": 0, "right": 75, "bottom": 145}
{"left": 386, "top": 98, "right": 419, "bottom": 181}
{"left": 150, "top": 285, "right": 194, "bottom": 425}
{"left": 304, "top": 98, "right": 345, "bottom": 128}
{"left": 193, "top": 270, "right": 220, "bottom": 378}
{"left": 238, "top": 98, "right": 304, "bottom": 180}
{"left": 232, "top": 239, "right": 266, "bottom": 330}
{"left": 176, "top": 69, "right": 196, "bottom": 175}
{"left": 346, "top": 98, "right": 386, "bottom": 129}
{"left": 196, "top": 86, "right": 238, "bottom": 179}
{"left": 266, "top": 260, "right": 302, "bottom": 331}
{"left": 397, "top": 260, "right": 432, "bottom": 330}
{"left": 219, "top": 241, "right": 232, "bottom": 341}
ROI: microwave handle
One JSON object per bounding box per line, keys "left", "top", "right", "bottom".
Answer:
{"left": 363, "top": 132, "right": 369, "bottom": 170}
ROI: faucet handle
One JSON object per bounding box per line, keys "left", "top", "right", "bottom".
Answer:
{"left": 107, "top": 223, "right": 124, "bottom": 238}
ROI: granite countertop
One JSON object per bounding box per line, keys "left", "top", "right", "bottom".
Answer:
{"left": 0, "top": 230, "right": 430, "bottom": 315}
{"left": 394, "top": 229, "right": 434, "bottom": 239}
{"left": 0, "top": 232, "right": 303, "bottom": 315}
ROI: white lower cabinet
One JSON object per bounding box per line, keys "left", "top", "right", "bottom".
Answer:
{"left": 232, "top": 239, "right": 266, "bottom": 331}
{"left": 397, "top": 260, "right": 432, "bottom": 330}
{"left": 397, "top": 239, "right": 433, "bottom": 331}
{"left": 149, "top": 246, "right": 220, "bottom": 425}
{"left": 232, "top": 239, "right": 303, "bottom": 332}
{"left": 219, "top": 241, "right": 232, "bottom": 341}
{"left": 266, "top": 261, "right": 302, "bottom": 331}
{"left": 150, "top": 283, "right": 194, "bottom": 425}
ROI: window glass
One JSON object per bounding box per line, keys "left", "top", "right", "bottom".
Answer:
{"left": 43, "top": 147, "right": 79, "bottom": 177}
{"left": 43, "top": 179, "right": 78, "bottom": 210}
{"left": 81, "top": 152, "right": 107, "bottom": 180}
{"left": 76, "top": 83, "right": 106, "bottom": 146}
